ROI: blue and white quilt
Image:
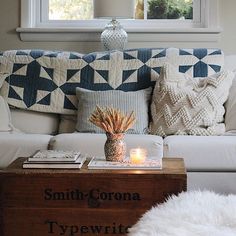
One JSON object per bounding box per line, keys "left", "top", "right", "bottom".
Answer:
{"left": 0, "top": 48, "right": 224, "bottom": 114}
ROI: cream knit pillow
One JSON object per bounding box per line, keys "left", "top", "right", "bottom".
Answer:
{"left": 150, "top": 64, "right": 234, "bottom": 136}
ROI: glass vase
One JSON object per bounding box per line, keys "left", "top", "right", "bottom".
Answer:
{"left": 104, "top": 133, "right": 126, "bottom": 162}
{"left": 101, "top": 19, "right": 128, "bottom": 51}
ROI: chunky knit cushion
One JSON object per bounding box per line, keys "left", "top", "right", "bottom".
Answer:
{"left": 150, "top": 64, "right": 234, "bottom": 136}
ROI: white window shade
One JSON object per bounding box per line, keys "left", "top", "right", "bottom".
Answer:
{"left": 93, "top": 0, "right": 135, "bottom": 19}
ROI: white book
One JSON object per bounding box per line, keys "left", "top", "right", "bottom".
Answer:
{"left": 23, "top": 155, "right": 86, "bottom": 169}
{"left": 88, "top": 157, "right": 162, "bottom": 170}
{"left": 28, "top": 150, "right": 80, "bottom": 162}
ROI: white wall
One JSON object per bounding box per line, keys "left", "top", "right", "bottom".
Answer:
{"left": 0, "top": 0, "right": 235, "bottom": 54}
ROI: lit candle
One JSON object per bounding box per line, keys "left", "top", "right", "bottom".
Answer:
{"left": 130, "top": 148, "right": 147, "bottom": 164}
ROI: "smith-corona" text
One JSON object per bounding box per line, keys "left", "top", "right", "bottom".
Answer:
{"left": 44, "top": 188, "right": 141, "bottom": 201}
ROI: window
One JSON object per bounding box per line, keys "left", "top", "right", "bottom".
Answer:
{"left": 48, "top": 0, "right": 93, "bottom": 20}
{"left": 46, "top": 0, "right": 194, "bottom": 21}
{"left": 18, "top": 0, "right": 220, "bottom": 42}
{"left": 37, "top": 0, "right": 200, "bottom": 28}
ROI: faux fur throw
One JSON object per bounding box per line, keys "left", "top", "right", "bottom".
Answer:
{"left": 129, "top": 191, "right": 236, "bottom": 236}
{"left": 150, "top": 64, "right": 234, "bottom": 136}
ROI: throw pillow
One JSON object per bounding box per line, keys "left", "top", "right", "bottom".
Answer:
{"left": 150, "top": 64, "right": 234, "bottom": 136}
{"left": 224, "top": 72, "right": 236, "bottom": 132}
{"left": 0, "top": 78, "right": 13, "bottom": 131}
{"left": 0, "top": 96, "right": 13, "bottom": 131}
{"left": 58, "top": 114, "right": 77, "bottom": 133}
{"left": 76, "top": 87, "right": 152, "bottom": 134}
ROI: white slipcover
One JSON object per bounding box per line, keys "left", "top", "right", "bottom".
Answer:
{"left": 10, "top": 109, "right": 59, "bottom": 135}
{"left": 164, "top": 135, "right": 236, "bottom": 171}
{"left": 0, "top": 133, "right": 52, "bottom": 168}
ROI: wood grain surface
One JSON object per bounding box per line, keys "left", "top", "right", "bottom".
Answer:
{"left": 0, "top": 157, "right": 187, "bottom": 236}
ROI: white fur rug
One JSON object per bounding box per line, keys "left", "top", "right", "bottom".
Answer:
{"left": 128, "top": 191, "right": 236, "bottom": 236}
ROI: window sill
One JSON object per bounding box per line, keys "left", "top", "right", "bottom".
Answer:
{"left": 16, "top": 27, "right": 222, "bottom": 42}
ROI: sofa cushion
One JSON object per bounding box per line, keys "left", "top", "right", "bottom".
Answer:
{"left": 150, "top": 64, "right": 234, "bottom": 136}
{"left": 0, "top": 133, "right": 52, "bottom": 169}
{"left": 10, "top": 108, "right": 59, "bottom": 135}
{"left": 221, "top": 54, "right": 236, "bottom": 132}
{"left": 58, "top": 114, "right": 77, "bottom": 133}
{"left": 225, "top": 74, "right": 236, "bottom": 132}
{"left": 163, "top": 135, "right": 236, "bottom": 171}
{"left": 0, "top": 96, "right": 12, "bottom": 132}
{"left": 76, "top": 87, "right": 152, "bottom": 134}
{"left": 223, "top": 54, "right": 236, "bottom": 132}
{"left": 224, "top": 55, "right": 236, "bottom": 71}
{"left": 0, "top": 76, "right": 13, "bottom": 131}
{"left": 50, "top": 133, "right": 163, "bottom": 159}
{"left": 0, "top": 48, "right": 224, "bottom": 114}
{"left": 188, "top": 172, "right": 236, "bottom": 194}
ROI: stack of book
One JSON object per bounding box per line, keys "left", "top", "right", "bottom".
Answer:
{"left": 23, "top": 150, "right": 86, "bottom": 169}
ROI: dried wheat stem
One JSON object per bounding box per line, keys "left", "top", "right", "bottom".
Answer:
{"left": 89, "top": 105, "right": 136, "bottom": 134}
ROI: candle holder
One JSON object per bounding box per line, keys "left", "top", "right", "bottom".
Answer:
{"left": 130, "top": 148, "right": 147, "bottom": 165}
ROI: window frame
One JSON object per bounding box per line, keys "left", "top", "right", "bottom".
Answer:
{"left": 18, "top": 0, "right": 221, "bottom": 42}
{"left": 35, "top": 0, "right": 202, "bottom": 29}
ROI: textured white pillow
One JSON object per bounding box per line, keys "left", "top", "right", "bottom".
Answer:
{"left": 150, "top": 64, "right": 234, "bottom": 136}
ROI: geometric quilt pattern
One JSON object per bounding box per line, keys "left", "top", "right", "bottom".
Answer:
{"left": 0, "top": 48, "right": 224, "bottom": 114}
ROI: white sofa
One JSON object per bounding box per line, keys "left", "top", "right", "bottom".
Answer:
{"left": 0, "top": 49, "right": 236, "bottom": 194}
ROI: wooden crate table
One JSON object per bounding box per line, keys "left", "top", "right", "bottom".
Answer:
{"left": 0, "top": 157, "right": 186, "bottom": 236}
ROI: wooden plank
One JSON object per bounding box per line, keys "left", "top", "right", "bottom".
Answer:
{"left": 0, "top": 175, "right": 186, "bottom": 208}
{"left": 1, "top": 208, "right": 146, "bottom": 236}
{"left": 4, "top": 158, "right": 186, "bottom": 176}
